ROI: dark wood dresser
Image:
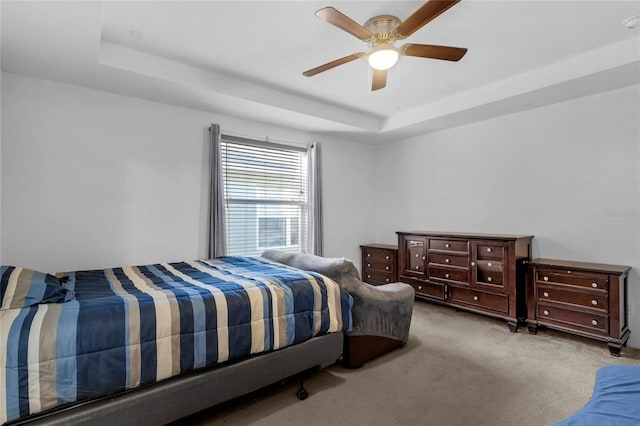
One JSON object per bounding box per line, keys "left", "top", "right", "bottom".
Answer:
{"left": 526, "top": 258, "right": 631, "bottom": 356}
{"left": 360, "top": 244, "right": 398, "bottom": 285}
{"left": 397, "top": 231, "right": 533, "bottom": 332}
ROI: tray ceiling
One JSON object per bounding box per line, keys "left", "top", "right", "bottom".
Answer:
{"left": 2, "top": 1, "right": 639, "bottom": 143}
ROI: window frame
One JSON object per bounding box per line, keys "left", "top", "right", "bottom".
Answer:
{"left": 220, "top": 135, "right": 309, "bottom": 257}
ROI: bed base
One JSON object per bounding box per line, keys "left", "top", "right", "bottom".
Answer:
{"left": 10, "top": 332, "right": 343, "bottom": 426}
{"left": 343, "top": 335, "right": 404, "bottom": 368}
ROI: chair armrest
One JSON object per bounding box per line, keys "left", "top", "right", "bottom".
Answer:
{"left": 346, "top": 278, "right": 415, "bottom": 342}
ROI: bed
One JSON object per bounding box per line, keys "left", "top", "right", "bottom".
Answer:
{"left": 1, "top": 256, "right": 352, "bottom": 425}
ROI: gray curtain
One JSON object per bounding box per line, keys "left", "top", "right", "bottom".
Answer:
{"left": 308, "top": 143, "right": 323, "bottom": 256}
{"left": 208, "top": 124, "right": 227, "bottom": 258}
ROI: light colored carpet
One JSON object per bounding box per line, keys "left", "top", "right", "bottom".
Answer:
{"left": 175, "top": 301, "right": 640, "bottom": 426}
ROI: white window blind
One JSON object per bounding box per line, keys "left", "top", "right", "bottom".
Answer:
{"left": 221, "top": 135, "right": 309, "bottom": 256}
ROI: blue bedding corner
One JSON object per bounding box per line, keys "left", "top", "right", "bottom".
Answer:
{"left": 554, "top": 365, "right": 640, "bottom": 426}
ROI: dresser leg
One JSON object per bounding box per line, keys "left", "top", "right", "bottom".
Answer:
{"left": 527, "top": 324, "right": 538, "bottom": 335}
{"left": 507, "top": 321, "right": 518, "bottom": 333}
{"left": 608, "top": 343, "right": 622, "bottom": 357}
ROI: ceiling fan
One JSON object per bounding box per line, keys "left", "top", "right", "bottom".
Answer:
{"left": 303, "top": 0, "right": 467, "bottom": 91}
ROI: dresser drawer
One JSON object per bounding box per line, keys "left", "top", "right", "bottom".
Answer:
{"left": 402, "top": 277, "right": 445, "bottom": 300}
{"left": 448, "top": 287, "right": 508, "bottom": 314}
{"left": 363, "top": 259, "right": 394, "bottom": 273}
{"left": 428, "top": 253, "right": 469, "bottom": 268}
{"left": 428, "top": 266, "right": 469, "bottom": 285}
{"left": 536, "top": 270, "right": 609, "bottom": 291}
{"left": 536, "top": 285, "right": 608, "bottom": 312}
{"left": 537, "top": 305, "right": 608, "bottom": 334}
{"left": 363, "top": 247, "right": 396, "bottom": 262}
{"left": 364, "top": 270, "right": 395, "bottom": 285}
{"left": 475, "top": 244, "right": 506, "bottom": 261}
{"left": 428, "top": 238, "right": 469, "bottom": 253}
{"left": 476, "top": 260, "right": 503, "bottom": 272}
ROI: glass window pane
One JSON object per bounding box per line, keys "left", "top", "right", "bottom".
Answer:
{"left": 222, "top": 137, "right": 309, "bottom": 256}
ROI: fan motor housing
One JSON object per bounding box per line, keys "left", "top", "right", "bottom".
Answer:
{"left": 364, "top": 15, "right": 401, "bottom": 46}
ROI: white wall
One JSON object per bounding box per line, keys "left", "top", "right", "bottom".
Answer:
{"left": 4, "top": 71, "right": 638, "bottom": 347}
{"left": 1, "top": 72, "right": 377, "bottom": 271}
{"left": 374, "top": 85, "right": 640, "bottom": 347}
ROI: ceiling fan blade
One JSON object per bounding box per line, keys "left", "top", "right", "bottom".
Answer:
{"left": 396, "top": 0, "right": 461, "bottom": 38}
{"left": 303, "top": 53, "right": 364, "bottom": 77}
{"left": 315, "top": 7, "right": 373, "bottom": 41}
{"left": 401, "top": 43, "right": 467, "bottom": 61}
{"left": 372, "top": 69, "right": 387, "bottom": 91}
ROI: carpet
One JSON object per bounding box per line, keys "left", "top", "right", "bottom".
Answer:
{"left": 175, "top": 301, "right": 640, "bottom": 426}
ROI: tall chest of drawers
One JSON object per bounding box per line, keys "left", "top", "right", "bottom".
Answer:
{"left": 526, "top": 259, "right": 631, "bottom": 356}
{"left": 360, "top": 244, "right": 398, "bottom": 286}
{"left": 397, "top": 231, "right": 533, "bottom": 332}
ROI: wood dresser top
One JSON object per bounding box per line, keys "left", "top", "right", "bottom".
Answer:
{"left": 528, "top": 258, "right": 631, "bottom": 274}
{"left": 396, "top": 231, "right": 534, "bottom": 240}
{"left": 360, "top": 243, "right": 398, "bottom": 250}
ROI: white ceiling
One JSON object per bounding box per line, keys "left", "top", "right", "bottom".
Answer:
{"left": 2, "top": 1, "right": 639, "bottom": 143}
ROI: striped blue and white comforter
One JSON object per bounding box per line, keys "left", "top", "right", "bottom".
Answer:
{"left": 0, "top": 256, "right": 352, "bottom": 424}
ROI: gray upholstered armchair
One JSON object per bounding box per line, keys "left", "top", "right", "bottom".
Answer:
{"left": 261, "top": 250, "right": 415, "bottom": 368}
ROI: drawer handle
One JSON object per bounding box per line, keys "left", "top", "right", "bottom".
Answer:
{"left": 473, "top": 296, "right": 479, "bottom": 301}
{"left": 543, "top": 276, "right": 549, "bottom": 281}
{"left": 445, "top": 258, "right": 450, "bottom": 263}
{"left": 385, "top": 266, "right": 390, "bottom": 270}
{"left": 385, "top": 278, "right": 390, "bottom": 283}
{"left": 418, "top": 285, "right": 423, "bottom": 290}
{"left": 488, "top": 262, "right": 492, "bottom": 267}
{"left": 367, "top": 263, "right": 371, "bottom": 267}
{"left": 367, "top": 253, "right": 371, "bottom": 257}
{"left": 543, "top": 292, "right": 549, "bottom": 297}
{"left": 543, "top": 310, "right": 549, "bottom": 316}
{"left": 445, "top": 243, "right": 451, "bottom": 248}
{"left": 487, "top": 277, "right": 493, "bottom": 282}
{"left": 591, "top": 300, "right": 598, "bottom": 306}
{"left": 471, "top": 261, "right": 476, "bottom": 267}
{"left": 367, "top": 274, "right": 371, "bottom": 279}
{"left": 591, "top": 282, "right": 598, "bottom": 288}
{"left": 415, "top": 253, "right": 419, "bottom": 257}
{"left": 422, "top": 256, "right": 426, "bottom": 260}
{"left": 415, "top": 266, "right": 420, "bottom": 270}
{"left": 445, "top": 273, "right": 450, "bottom": 279}
{"left": 385, "top": 255, "right": 390, "bottom": 260}
{"left": 487, "top": 248, "right": 492, "bottom": 253}
{"left": 592, "top": 319, "right": 598, "bottom": 326}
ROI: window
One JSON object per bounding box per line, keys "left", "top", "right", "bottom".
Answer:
{"left": 221, "top": 135, "right": 309, "bottom": 256}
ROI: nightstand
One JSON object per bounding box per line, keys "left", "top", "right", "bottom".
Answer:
{"left": 360, "top": 244, "right": 398, "bottom": 285}
{"left": 526, "top": 258, "right": 631, "bottom": 356}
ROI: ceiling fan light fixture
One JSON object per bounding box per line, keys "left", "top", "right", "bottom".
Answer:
{"left": 303, "top": 1, "right": 467, "bottom": 91}
{"left": 367, "top": 46, "right": 399, "bottom": 70}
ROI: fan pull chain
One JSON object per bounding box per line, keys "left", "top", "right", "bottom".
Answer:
{"left": 396, "top": 58, "right": 401, "bottom": 111}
